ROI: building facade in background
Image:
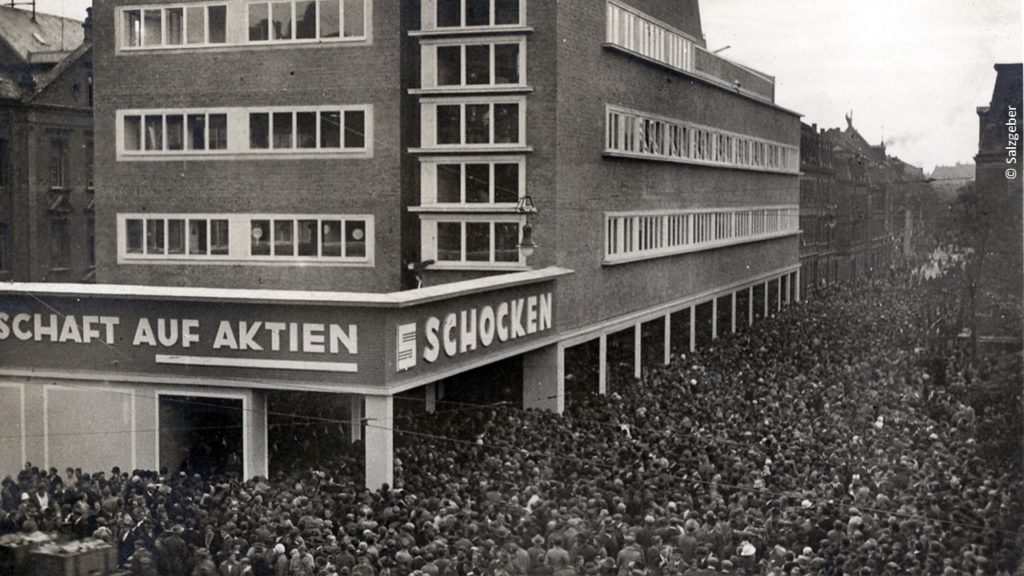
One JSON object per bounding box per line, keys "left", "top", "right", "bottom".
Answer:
{"left": 0, "top": 6, "right": 94, "bottom": 282}
{"left": 1, "top": 0, "right": 801, "bottom": 488}
{"left": 798, "top": 122, "right": 837, "bottom": 296}
{"left": 972, "top": 63, "right": 1023, "bottom": 350}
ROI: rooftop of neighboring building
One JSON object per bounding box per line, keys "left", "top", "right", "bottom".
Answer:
{"left": 929, "top": 163, "right": 976, "bottom": 182}
{"left": 0, "top": 5, "right": 83, "bottom": 64}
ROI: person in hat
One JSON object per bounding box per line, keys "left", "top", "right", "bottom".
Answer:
{"left": 527, "top": 534, "right": 547, "bottom": 573}
{"left": 192, "top": 548, "right": 217, "bottom": 576}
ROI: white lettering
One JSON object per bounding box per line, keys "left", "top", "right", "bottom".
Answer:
{"left": 423, "top": 317, "right": 441, "bottom": 363}
{"left": 265, "top": 322, "right": 286, "bottom": 351}
{"left": 0, "top": 313, "right": 9, "bottom": 340}
{"left": 59, "top": 316, "right": 82, "bottom": 343}
{"left": 510, "top": 299, "right": 526, "bottom": 339}
{"left": 82, "top": 316, "right": 102, "bottom": 343}
{"left": 157, "top": 318, "right": 178, "bottom": 347}
{"left": 496, "top": 303, "right": 509, "bottom": 342}
{"left": 442, "top": 313, "right": 458, "bottom": 357}
{"left": 181, "top": 319, "right": 199, "bottom": 348}
{"left": 133, "top": 318, "right": 157, "bottom": 347}
{"left": 479, "top": 306, "right": 496, "bottom": 347}
{"left": 539, "top": 293, "right": 552, "bottom": 331}
{"left": 238, "top": 322, "right": 263, "bottom": 351}
{"left": 13, "top": 314, "right": 31, "bottom": 341}
{"left": 329, "top": 324, "right": 357, "bottom": 355}
{"left": 302, "top": 323, "right": 325, "bottom": 354}
{"left": 213, "top": 321, "right": 238, "bottom": 350}
{"left": 526, "top": 296, "right": 538, "bottom": 334}
{"left": 459, "top": 309, "right": 478, "bottom": 353}
{"left": 289, "top": 322, "right": 299, "bottom": 352}
{"left": 99, "top": 317, "right": 120, "bottom": 345}
{"left": 34, "top": 314, "right": 58, "bottom": 342}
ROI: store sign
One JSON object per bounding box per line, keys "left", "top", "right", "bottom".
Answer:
{"left": 394, "top": 291, "right": 554, "bottom": 372}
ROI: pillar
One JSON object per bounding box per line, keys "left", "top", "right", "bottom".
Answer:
{"left": 689, "top": 305, "right": 696, "bottom": 353}
{"left": 795, "top": 269, "right": 801, "bottom": 302}
{"left": 349, "top": 396, "right": 363, "bottom": 443}
{"left": 748, "top": 286, "right": 754, "bottom": 327}
{"left": 663, "top": 314, "right": 671, "bottom": 366}
{"left": 777, "top": 278, "right": 783, "bottom": 312}
{"left": 633, "top": 323, "right": 642, "bottom": 380}
{"left": 425, "top": 383, "right": 437, "bottom": 414}
{"left": 247, "top": 390, "right": 269, "bottom": 480}
{"left": 711, "top": 298, "right": 718, "bottom": 340}
{"left": 784, "top": 274, "right": 791, "bottom": 305}
{"left": 522, "top": 343, "right": 563, "bottom": 414}
{"left": 598, "top": 334, "right": 607, "bottom": 395}
{"left": 730, "top": 292, "right": 737, "bottom": 334}
{"left": 763, "top": 281, "right": 769, "bottom": 318}
{"left": 364, "top": 395, "right": 394, "bottom": 490}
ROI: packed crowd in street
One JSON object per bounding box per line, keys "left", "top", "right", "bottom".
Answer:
{"left": 1, "top": 275, "right": 1021, "bottom": 575}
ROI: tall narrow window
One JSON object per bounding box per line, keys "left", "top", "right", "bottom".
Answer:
{"left": 166, "top": 8, "right": 184, "bottom": 44}
{"left": 295, "top": 0, "right": 317, "bottom": 38}
{"left": 249, "top": 3, "right": 270, "bottom": 40}
{"left": 49, "top": 139, "right": 67, "bottom": 189}
{"left": 319, "top": 0, "right": 340, "bottom": 37}
{"left": 186, "top": 6, "right": 205, "bottom": 43}
{"left": 50, "top": 220, "right": 71, "bottom": 269}
{"left": 86, "top": 218, "right": 96, "bottom": 268}
{"left": 208, "top": 114, "right": 228, "bottom": 149}
{"left": 250, "top": 113, "right": 270, "bottom": 149}
{"left": 0, "top": 139, "right": 9, "bottom": 186}
{"left": 344, "top": 110, "right": 365, "bottom": 148}
{"left": 84, "top": 138, "right": 94, "bottom": 189}
{"left": 342, "top": 0, "right": 364, "bottom": 37}
{"left": 208, "top": 5, "right": 227, "bottom": 43}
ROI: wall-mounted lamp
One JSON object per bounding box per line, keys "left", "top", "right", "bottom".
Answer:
{"left": 516, "top": 195, "right": 538, "bottom": 259}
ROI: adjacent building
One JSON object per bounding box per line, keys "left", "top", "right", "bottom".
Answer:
{"left": 798, "top": 122, "right": 837, "bottom": 296}
{"left": 0, "top": 6, "right": 94, "bottom": 283}
{"left": 0, "top": 0, "right": 801, "bottom": 488}
{"left": 971, "top": 63, "right": 1022, "bottom": 350}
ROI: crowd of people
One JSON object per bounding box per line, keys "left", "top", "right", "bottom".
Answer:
{"left": 1, "top": 273, "right": 1021, "bottom": 575}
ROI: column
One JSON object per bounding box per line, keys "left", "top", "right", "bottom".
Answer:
{"left": 663, "top": 314, "right": 671, "bottom": 366}
{"left": 247, "top": 389, "right": 269, "bottom": 479}
{"left": 784, "top": 274, "right": 791, "bottom": 305}
{"left": 598, "top": 334, "right": 608, "bottom": 395}
{"left": 748, "top": 287, "right": 754, "bottom": 327}
{"left": 523, "top": 343, "right": 564, "bottom": 414}
{"left": 425, "top": 383, "right": 437, "bottom": 414}
{"left": 364, "top": 395, "right": 394, "bottom": 490}
{"left": 711, "top": 298, "right": 718, "bottom": 340}
{"left": 633, "top": 323, "right": 642, "bottom": 380}
{"left": 730, "top": 292, "right": 737, "bottom": 334}
{"left": 689, "top": 305, "right": 696, "bottom": 353}
{"left": 795, "top": 269, "right": 801, "bottom": 302}
{"left": 763, "top": 281, "right": 769, "bottom": 318}
{"left": 777, "top": 279, "right": 783, "bottom": 312}
{"left": 349, "top": 396, "right": 363, "bottom": 443}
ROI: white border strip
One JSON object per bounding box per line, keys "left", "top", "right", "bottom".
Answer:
{"left": 155, "top": 355, "right": 358, "bottom": 373}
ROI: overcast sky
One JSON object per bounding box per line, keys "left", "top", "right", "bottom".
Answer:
{"left": 34, "top": 0, "right": 1024, "bottom": 171}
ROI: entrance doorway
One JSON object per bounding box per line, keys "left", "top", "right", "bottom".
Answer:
{"left": 158, "top": 395, "right": 243, "bottom": 478}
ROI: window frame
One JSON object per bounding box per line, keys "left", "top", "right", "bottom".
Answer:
{"left": 418, "top": 156, "right": 526, "bottom": 208}
{"left": 117, "top": 213, "right": 374, "bottom": 266}
{"left": 244, "top": 105, "right": 371, "bottom": 153}
{"left": 421, "top": 36, "right": 527, "bottom": 91}
{"left": 426, "top": 0, "right": 526, "bottom": 31}
{"left": 49, "top": 219, "right": 71, "bottom": 271}
{"left": 419, "top": 96, "right": 527, "bottom": 151}
{"left": 119, "top": 2, "right": 229, "bottom": 50}
{"left": 421, "top": 214, "right": 526, "bottom": 269}
{"left": 49, "top": 138, "right": 68, "bottom": 190}
{"left": 245, "top": 0, "right": 369, "bottom": 44}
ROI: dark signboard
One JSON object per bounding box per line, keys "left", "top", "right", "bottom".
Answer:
{"left": 0, "top": 269, "right": 568, "bottom": 392}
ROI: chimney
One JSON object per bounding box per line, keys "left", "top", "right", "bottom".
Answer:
{"left": 83, "top": 7, "right": 93, "bottom": 43}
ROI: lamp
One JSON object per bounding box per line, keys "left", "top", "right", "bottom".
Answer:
{"left": 515, "top": 195, "right": 538, "bottom": 259}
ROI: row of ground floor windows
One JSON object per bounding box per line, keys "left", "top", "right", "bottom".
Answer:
{"left": 563, "top": 272, "right": 797, "bottom": 403}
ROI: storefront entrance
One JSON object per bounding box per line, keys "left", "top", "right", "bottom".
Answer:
{"left": 158, "top": 395, "right": 244, "bottom": 478}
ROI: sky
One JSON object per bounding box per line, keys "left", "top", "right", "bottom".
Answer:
{"left": 30, "top": 0, "right": 1024, "bottom": 172}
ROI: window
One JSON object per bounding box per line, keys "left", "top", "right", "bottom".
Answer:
{"left": 248, "top": 0, "right": 366, "bottom": 42}
{"left": 606, "top": 1, "right": 695, "bottom": 73}
{"left": 84, "top": 138, "right": 94, "bottom": 189}
{"left": 122, "top": 111, "right": 229, "bottom": 154}
{"left": 434, "top": 0, "right": 522, "bottom": 29}
{"left": 604, "top": 207, "right": 800, "bottom": 264}
{"left": 605, "top": 105, "right": 799, "bottom": 174}
{"left": 250, "top": 217, "right": 369, "bottom": 260}
{"left": 121, "top": 4, "right": 227, "bottom": 49}
{"left": 424, "top": 159, "right": 523, "bottom": 205}
{"left": 0, "top": 139, "right": 8, "bottom": 186}
{"left": 247, "top": 107, "right": 367, "bottom": 151}
{"left": 431, "top": 219, "right": 522, "bottom": 265}
{"left": 119, "top": 106, "right": 371, "bottom": 159}
{"left": 424, "top": 98, "right": 525, "bottom": 148}
{"left": 428, "top": 38, "right": 523, "bottom": 89}
{"left": 49, "top": 139, "right": 67, "bottom": 189}
{"left": 86, "top": 218, "right": 96, "bottom": 268}
{"left": 124, "top": 217, "right": 231, "bottom": 257}
{"left": 50, "top": 220, "right": 71, "bottom": 269}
